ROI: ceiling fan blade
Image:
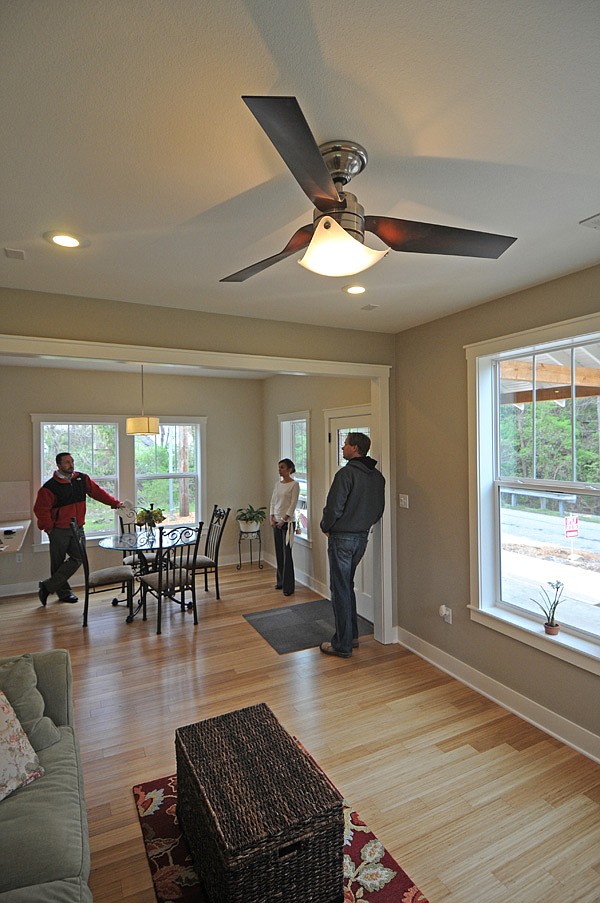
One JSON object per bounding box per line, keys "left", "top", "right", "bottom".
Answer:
{"left": 220, "top": 225, "right": 313, "bottom": 283}
{"left": 243, "top": 96, "right": 340, "bottom": 213}
{"left": 365, "top": 216, "right": 517, "bottom": 259}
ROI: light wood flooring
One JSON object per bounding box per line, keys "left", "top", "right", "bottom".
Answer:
{"left": 2, "top": 565, "right": 600, "bottom": 902}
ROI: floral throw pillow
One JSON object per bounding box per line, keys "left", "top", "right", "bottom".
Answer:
{"left": 0, "top": 690, "right": 45, "bottom": 802}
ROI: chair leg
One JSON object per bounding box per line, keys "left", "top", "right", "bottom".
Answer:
{"left": 157, "top": 592, "right": 162, "bottom": 635}
{"left": 125, "top": 581, "right": 134, "bottom": 624}
{"left": 82, "top": 589, "right": 90, "bottom": 628}
{"left": 204, "top": 569, "right": 208, "bottom": 592}
{"left": 190, "top": 582, "right": 198, "bottom": 625}
{"left": 214, "top": 568, "right": 220, "bottom": 601}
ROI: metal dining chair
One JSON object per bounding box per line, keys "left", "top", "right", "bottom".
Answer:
{"left": 69, "top": 519, "right": 135, "bottom": 627}
{"left": 118, "top": 512, "right": 158, "bottom": 575}
{"left": 138, "top": 522, "right": 204, "bottom": 634}
{"left": 195, "top": 505, "right": 231, "bottom": 600}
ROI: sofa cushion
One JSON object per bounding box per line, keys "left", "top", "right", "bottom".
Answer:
{"left": 0, "top": 725, "right": 91, "bottom": 895}
{"left": 0, "top": 654, "right": 61, "bottom": 751}
{"left": 0, "top": 690, "right": 45, "bottom": 801}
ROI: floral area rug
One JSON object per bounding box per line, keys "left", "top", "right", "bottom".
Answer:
{"left": 133, "top": 774, "right": 429, "bottom": 903}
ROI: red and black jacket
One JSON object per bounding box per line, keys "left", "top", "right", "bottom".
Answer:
{"left": 34, "top": 472, "right": 120, "bottom": 531}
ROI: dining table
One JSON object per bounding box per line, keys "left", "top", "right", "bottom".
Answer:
{"left": 98, "top": 528, "right": 196, "bottom": 621}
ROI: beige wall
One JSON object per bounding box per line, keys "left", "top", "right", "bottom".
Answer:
{"left": 0, "top": 287, "right": 395, "bottom": 366}
{"left": 0, "top": 365, "right": 264, "bottom": 587}
{"left": 395, "top": 263, "right": 600, "bottom": 735}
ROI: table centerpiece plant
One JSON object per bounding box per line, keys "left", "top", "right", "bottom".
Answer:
{"left": 136, "top": 504, "right": 166, "bottom": 532}
{"left": 530, "top": 579, "right": 565, "bottom": 635}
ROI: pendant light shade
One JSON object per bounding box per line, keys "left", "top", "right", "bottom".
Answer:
{"left": 298, "top": 216, "right": 388, "bottom": 277}
{"left": 126, "top": 365, "right": 160, "bottom": 435}
{"left": 126, "top": 415, "right": 160, "bottom": 435}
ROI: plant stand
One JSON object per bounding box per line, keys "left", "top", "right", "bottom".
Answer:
{"left": 237, "top": 528, "right": 262, "bottom": 570}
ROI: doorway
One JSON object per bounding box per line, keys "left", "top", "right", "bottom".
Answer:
{"left": 325, "top": 406, "right": 376, "bottom": 622}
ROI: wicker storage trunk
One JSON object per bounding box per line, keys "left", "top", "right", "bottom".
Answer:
{"left": 175, "top": 703, "right": 344, "bottom": 903}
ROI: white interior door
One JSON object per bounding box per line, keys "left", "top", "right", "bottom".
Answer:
{"left": 327, "top": 409, "right": 375, "bottom": 622}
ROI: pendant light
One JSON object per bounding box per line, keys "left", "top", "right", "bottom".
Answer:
{"left": 126, "top": 365, "right": 160, "bottom": 435}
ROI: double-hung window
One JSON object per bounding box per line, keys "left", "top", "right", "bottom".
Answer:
{"left": 134, "top": 423, "right": 200, "bottom": 525}
{"left": 33, "top": 415, "right": 205, "bottom": 542}
{"left": 467, "top": 316, "right": 600, "bottom": 673}
{"left": 279, "top": 412, "right": 310, "bottom": 541}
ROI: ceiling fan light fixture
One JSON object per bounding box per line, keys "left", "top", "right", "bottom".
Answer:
{"left": 298, "top": 217, "right": 388, "bottom": 277}
{"left": 343, "top": 283, "right": 366, "bottom": 295}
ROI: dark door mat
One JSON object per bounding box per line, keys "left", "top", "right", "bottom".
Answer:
{"left": 243, "top": 598, "right": 373, "bottom": 654}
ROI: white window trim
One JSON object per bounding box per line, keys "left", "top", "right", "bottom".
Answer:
{"left": 278, "top": 410, "right": 311, "bottom": 546}
{"left": 466, "top": 312, "right": 600, "bottom": 677}
{"left": 31, "top": 414, "right": 206, "bottom": 550}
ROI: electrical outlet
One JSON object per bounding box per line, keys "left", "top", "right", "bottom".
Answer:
{"left": 443, "top": 606, "right": 453, "bottom": 624}
{"left": 398, "top": 494, "right": 409, "bottom": 508}
{"left": 16, "top": 553, "right": 23, "bottom": 563}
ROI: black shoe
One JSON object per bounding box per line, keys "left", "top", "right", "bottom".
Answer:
{"left": 283, "top": 590, "right": 295, "bottom": 596}
{"left": 59, "top": 594, "right": 79, "bottom": 604}
{"left": 352, "top": 639, "right": 360, "bottom": 648}
{"left": 274, "top": 584, "right": 282, "bottom": 590}
{"left": 38, "top": 582, "right": 49, "bottom": 606}
{"left": 320, "top": 641, "right": 352, "bottom": 659}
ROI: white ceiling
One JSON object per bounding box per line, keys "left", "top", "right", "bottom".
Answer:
{"left": 1, "top": 0, "right": 599, "bottom": 336}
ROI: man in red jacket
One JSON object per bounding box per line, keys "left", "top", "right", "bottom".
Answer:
{"left": 34, "top": 452, "right": 124, "bottom": 605}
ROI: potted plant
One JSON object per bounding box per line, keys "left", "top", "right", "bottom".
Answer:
{"left": 136, "top": 504, "right": 166, "bottom": 530}
{"left": 236, "top": 504, "right": 267, "bottom": 533}
{"left": 530, "top": 580, "right": 565, "bottom": 635}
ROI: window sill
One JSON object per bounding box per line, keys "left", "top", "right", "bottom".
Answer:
{"left": 468, "top": 605, "right": 600, "bottom": 676}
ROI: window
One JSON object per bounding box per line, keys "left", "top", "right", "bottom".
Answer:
{"left": 40, "top": 420, "right": 119, "bottom": 536}
{"left": 279, "top": 412, "right": 310, "bottom": 541}
{"left": 467, "top": 318, "right": 600, "bottom": 672}
{"left": 33, "top": 415, "right": 205, "bottom": 542}
{"left": 135, "top": 424, "right": 199, "bottom": 525}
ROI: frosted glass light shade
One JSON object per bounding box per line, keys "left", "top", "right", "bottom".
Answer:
{"left": 298, "top": 216, "right": 388, "bottom": 277}
{"left": 126, "top": 416, "right": 160, "bottom": 435}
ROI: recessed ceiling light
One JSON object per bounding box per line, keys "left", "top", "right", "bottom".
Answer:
{"left": 342, "top": 284, "right": 366, "bottom": 295}
{"left": 43, "top": 231, "right": 90, "bottom": 249}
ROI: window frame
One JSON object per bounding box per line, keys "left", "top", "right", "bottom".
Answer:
{"left": 278, "top": 410, "right": 310, "bottom": 544}
{"left": 466, "top": 313, "right": 600, "bottom": 676}
{"left": 31, "top": 414, "right": 206, "bottom": 549}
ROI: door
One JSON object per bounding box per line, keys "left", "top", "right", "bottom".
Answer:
{"left": 326, "top": 409, "right": 375, "bottom": 622}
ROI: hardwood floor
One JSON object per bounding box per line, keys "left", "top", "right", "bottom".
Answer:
{"left": 2, "top": 565, "right": 600, "bottom": 902}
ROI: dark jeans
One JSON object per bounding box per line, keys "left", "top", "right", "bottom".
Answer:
{"left": 327, "top": 531, "right": 369, "bottom": 654}
{"left": 43, "top": 526, "right": 85, "bottom": 598}
{"left": 272, "top": 522, "right": 295, "bottom": 594}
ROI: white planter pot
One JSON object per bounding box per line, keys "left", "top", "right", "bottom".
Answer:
{"left": 238, "top": 521, "right": 260, "bottom": 533}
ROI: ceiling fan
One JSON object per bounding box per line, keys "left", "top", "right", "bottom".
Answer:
{"left": 220, "top": 96, "right": 517, "bottom": 283}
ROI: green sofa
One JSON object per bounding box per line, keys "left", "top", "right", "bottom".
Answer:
{"left": 0, "top": 649, "right": 92, "bottom": 902}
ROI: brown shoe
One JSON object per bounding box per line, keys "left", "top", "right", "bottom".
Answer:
{"left": 320, "top": 641, "right": 352, "bottom": 659}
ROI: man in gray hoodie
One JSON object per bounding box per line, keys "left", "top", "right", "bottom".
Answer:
{"left": 320, "top": 432, "right": 385, "bottom": 658}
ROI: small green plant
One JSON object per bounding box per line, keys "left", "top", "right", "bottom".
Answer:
{"left": 235, "top": 504, "right": 267, "bottom": 524}
{"left": 530, "top": 580, "right": 565, "bottom": 627}
{"left": 136, "top": 506, "right": 166, "bottom": 528}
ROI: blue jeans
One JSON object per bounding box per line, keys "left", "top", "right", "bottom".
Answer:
{"left": 327, "top": 531, "right": 369, "bottom": 654}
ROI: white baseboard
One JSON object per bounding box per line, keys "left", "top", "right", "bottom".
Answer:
{"left": 397, "top": 627, "right": 600, "bottom": 764}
